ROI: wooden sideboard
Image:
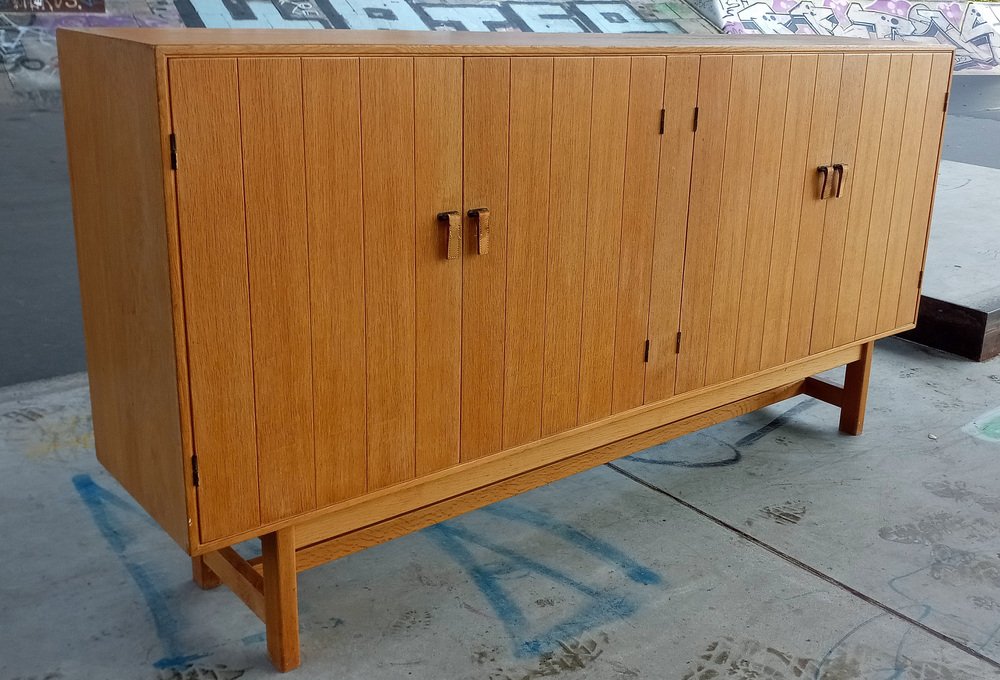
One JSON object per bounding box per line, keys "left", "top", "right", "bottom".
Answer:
{"left": 58, "top": 28, "right": 952, "bottom": 671}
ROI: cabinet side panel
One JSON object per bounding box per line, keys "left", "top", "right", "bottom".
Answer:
{"left": 644, "top": 55, "right": 698, "bottom": 403}
{"left": 303, "top": 58, "right": 368, "bottom": 505}
{"left": 578, "top": 57, "right": 629, "bottom": 425}
{"left": 503, "top": 58, "right": 553, "bottom": 450}
{"left": 414, "top": 57, "right": 464, "bottom": 475}
{"left": 171, "top": 58, "right": 261, "bottom": 542}
{"left": 896, "top": 53, "right": 952, "bottom": 326}
{"left": 238, "top": 57, "right": 317, "bottom": 521}
{"left": 361, "top": 57, "right": 418, "bottom": 486}
{"left": 58, "top": 32, "right": 189, "bottom": 549}
{"left": 612, "top": 56, "right": 665, "bottom": 412}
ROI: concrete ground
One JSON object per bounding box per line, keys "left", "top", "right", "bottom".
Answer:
{"left": 2, "top": 337, "right": 1000, "bottom": 679}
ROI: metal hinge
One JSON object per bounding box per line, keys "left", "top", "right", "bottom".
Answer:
{"left": 191, "top": 453, "right": 199, "bottom": 487}
{"left": 693, "top": 107, "right": 699, "bottom": 132}
{"left": 169, "top": 133, "right": 177, "bottom": 170}
{"left": 644, "top": 339, "right": 651, "bottom": 362}
{"left": 659, "top": 109, "right": 665, "bottom": 135}
{"left": 675, "top": 331, "right": 683, "bottom": 353}
{"left": 943, "top": 91, "right": 949, "bottom": 113}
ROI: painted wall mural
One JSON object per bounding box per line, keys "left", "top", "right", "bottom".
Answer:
{"left": 0, "top": 0, "right": 714, "bottom": 104}
{"left": 713, "top": 0, "right": 1000, "bottom": 73}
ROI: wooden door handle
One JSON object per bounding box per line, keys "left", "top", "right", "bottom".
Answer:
{"left": 833, "top": 163, "right": 850, "bottom": 198}
{"left": 817, "top": 165, "right": 831, "bottom": 200}
{"left": 468, "top": 207, "right": 490, "bottom": 255}
{"left": 437, "top": 211, "right": 462, "bottom": 260}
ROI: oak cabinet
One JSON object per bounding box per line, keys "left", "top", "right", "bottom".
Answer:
{"left": 58, "top": 28, "right": 951, "bottom": 671}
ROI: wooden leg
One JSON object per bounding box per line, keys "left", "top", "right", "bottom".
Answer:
{"left": 262, "top": 527, "right": 300, "bottom": 672}
{"left": 839, "top": 341, "right": 873, "bottom": 436}
{"left": 192, "top": 555, "right": 221, "bottom": 590}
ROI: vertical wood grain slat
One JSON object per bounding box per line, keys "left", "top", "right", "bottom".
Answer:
{"left": 674, "top": 55, "right": 731, "bottom": 395}
{"left": 503, "top": 58, "right": 552, "bottom": 449}
{"left": 613, "top": 56, "right": 666, "bottom": 411}
{"left": 855, "top": 53, "right": 912, "bottom": 339}
{"left": 414, "top": 57, "right": 463, "bottom": 475}
{"left": 876, "top": 53, "right": 932, "bottom": 332}
{"left": 733, "top": 54, "right": 789, "bottom": 377}
{"left": 171, "top": 58, "right": 260, "bottom": 541}
{"left": 704, "top": 55, "right": 762, "bottom": 385}
{"left": 578, "top": 57, "right": 629, "bottom": 425}
{"left": 810, "top": 54, "right": 867, "bottom": 355}
{"left": 238, "top": 57, "right": 316, "bottom": 522}
{"left": 541, "top": 57, "right": 594, "bottom": 436}
{"left": 303, "top": 58, "right": 367, "bottom": 506}
{"left": 360, "top": 57, "right": 416, "bottom": 488}
{"left": 759, "top": 54, "right": 817, "bottom": 370}
{"left": 896, "top": 53, "right": 952, "bottom": 326}
{"left": 784, "top": 54, "right": 842, "bottom": 362}
{"left": 644, "top": 55, "right": 699, "bottom": 403}
{"left": 833, "top": 54, "right": 890, "bottom": 346}
{"left": 462, "top": 57, "right": 509, "bottom": 460}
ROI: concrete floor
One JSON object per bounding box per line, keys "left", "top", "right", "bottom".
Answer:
{"left": 2, "top": 338, "right": 1000, "bottom": 679}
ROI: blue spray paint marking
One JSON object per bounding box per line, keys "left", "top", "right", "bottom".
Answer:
{"left": 426, "top": 505, "right": 662, "bottom": 657}
{"left": 813, "top": 605, "right": 932, "bottom": 680}
{"left": 482, "top": 503, "right": 661, "bottom": 586}
{"left": 72, "top": 474, "right": 206, "bottom": 669}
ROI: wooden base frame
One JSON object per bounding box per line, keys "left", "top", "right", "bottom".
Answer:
{"left": 193, "top": 342, "right": 874, "bottom": 672}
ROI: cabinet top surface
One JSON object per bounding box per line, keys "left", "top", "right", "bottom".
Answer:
{"left": 60, "top": 28, "right": 952, "bottom": 54}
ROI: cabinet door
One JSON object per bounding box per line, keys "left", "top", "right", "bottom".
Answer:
{"left": 463, "top": 56, "right": 686, "bottom": 456}
{"left": 306, "top": 57, "right": 464, "bottom": 495}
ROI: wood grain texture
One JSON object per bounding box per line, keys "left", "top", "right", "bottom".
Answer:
{"left": 303, "top": 58, "right": 368, "bottom": 506}
{"left": 644, "top": 55, "right": 699, "bottom": 403}
{"left": 66, "top": 27, "right": 950, "bottom": 54}
{"left": 855, "top": 53, "right": 912, "bottom": 339}
{"left": 675, "top": 55, "right": 732, "bottom": 394}
{"left": 733, "top": 54, "right": 790, "bottom": 377}
{"left": 578, "top": 57, "right": 629, "bottom": 424}
{"left": 839, "top": 340, "right": 873, "bottom": 435}
{"left": 202, "top": 547, "right": 266, "bottom": 620}
{"left": 810, "top": 54, "right": 867, "bottom": 354}
{"left": 170, "top": 58, "right": 260, "bottom": 541}
{"left": 462, "top": 57, "right": 509, "bottom": 461}
{"left": 360, "top": 57, "right": 417, "bottom": 488}
{"left": 414, "top": 57, "right": 463, "bottom": 475}
{"left": 542, "top": 57, "right": 594, "bottom": 435}
{"left": 239, "top": 57, "right": 316, "bottom": 522}
{"left": 294, "top": 377, "right": 813, "bottom": 572}
{"left": 503, "top": 57, "right": 553, "bottom": 449}
{"left": 876, "top": 53, "right": 931, "bottom": 333}
{"left": 896, "top": 53, "right": 952, "bottom": 326}
{"left": 58, "top": 32, "right": 191, "bottom": 549}
{"left": 704, "top": 55, "right": 763, "bottom": 385}
{"left": 759, "top": 54, "right": 818, "bottom": 369}
{"left": 834, "top": 54, "right": 890, "bottom": 346}
{"left": 784, "top": 54, "right": 842, "bottom": 362}
{"left": 612, "top": 56, "right": 665, "bottom": 411}
{"left": 262, "top": 527, "right": 300, "bottom": 672}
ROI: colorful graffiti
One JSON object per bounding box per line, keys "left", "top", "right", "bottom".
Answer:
{"left": 0, "top": 0, "right": 714, "bottom": 104}
{"left": 714, "top": 0, "right": 1000, "bottom": 73}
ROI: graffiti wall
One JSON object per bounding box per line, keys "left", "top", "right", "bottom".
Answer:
{"left": 713, "top": 0, "right": 1000, "bottom": 73}
{"left": 0, "top": 0, "right": 715, "bottom": 105}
